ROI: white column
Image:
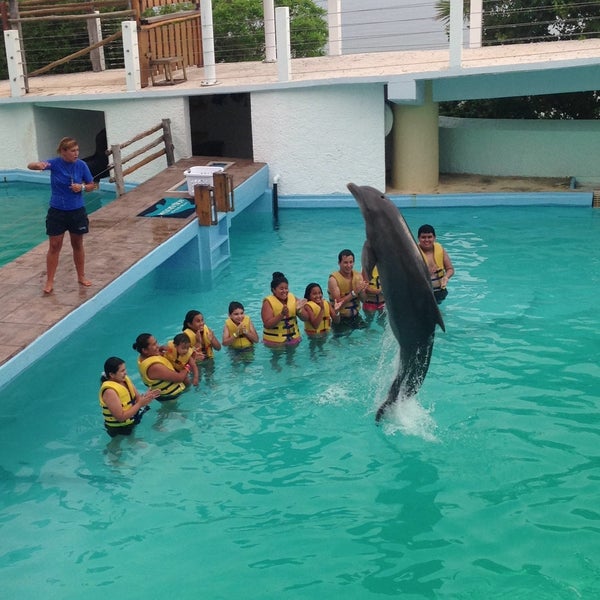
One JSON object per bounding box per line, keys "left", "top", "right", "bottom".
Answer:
{"left": 3, "top": 30, "right": 26, "bottom": 97}
{"left": 201, "top": 0, "right": 217, "bottom": 85}
{"left": 263, "top": 0, "right": 276, "bottom": 62}
{"left": 469, "top": 0, "right": 483, "bottom": 49}
{"left": 327, "top": 0, "right": 342, "bottom": 56}
{"left": 391, "top": 83, "right": 439, "bottom": 193}
{"left": 276, "top": 7, "right": 291, "bottom": 82}
{"left": 449, "top": 0, "right": 463, "bottom": 68}
{"left": 121, "top": 21, "right": 140, "bottom": 91}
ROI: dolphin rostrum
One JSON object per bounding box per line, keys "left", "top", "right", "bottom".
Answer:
{"left": 348, "top": 183, "right": 445, "bottom": 422}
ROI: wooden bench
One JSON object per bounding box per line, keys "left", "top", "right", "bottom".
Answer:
{"left": 149, "top": 56, "right": 187, "bottom": 86}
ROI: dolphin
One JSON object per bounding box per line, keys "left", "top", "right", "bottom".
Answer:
{"left": 348, "top": 183, "right": 445, "bottom": 422}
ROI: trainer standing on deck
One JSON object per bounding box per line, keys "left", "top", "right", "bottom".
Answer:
{"left": 28, "top": 137, "right": 95, "bottom": 294}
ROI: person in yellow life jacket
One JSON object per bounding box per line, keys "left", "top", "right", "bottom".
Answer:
{"left": 182, "top": 310, "right": 221, "bottom": 362}
{"left": 162, "top": 332, "right": 199, "bottom": 386}
{"left": 222, "top": 301, "right": 259, "bottom": 351}
{"left": 261, "top": 271, "right": 307, "bottom": 347}
{"left": 99, "top": 356, "right": 160, "bottom": 437}
{"left": 300, "top": 282, "right": 340, "bottom": 337}
{"left": 328, "top": 248, "right": 368, "bottom": 334}
{"left": 133, "top": 333, "right": 189, "bottom": 401}
{"left": 362, "top": 264, "right": 385, "bottom": 314}
{"left": 417, "top": 224, "right": 455, "bottom": 304}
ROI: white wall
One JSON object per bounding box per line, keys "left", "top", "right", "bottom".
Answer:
{"left": 0, "top": 104, "right": 37, "bottom": 169}
{"left": 0, "top": 98, "right": 192, "bottom": 183}
{"left": 251, "top": 84, "right": 386, "bottom": 195}
{"left": 440, "top": 116, "right": 600, "bottom": 180}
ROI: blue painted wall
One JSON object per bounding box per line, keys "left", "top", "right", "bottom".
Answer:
{"left": 439, "top": 116, "right": 600, "bottom": 185}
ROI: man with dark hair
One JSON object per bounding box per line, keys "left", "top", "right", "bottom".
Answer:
{"left": 417, "top": 224, "right": 454, "bottom": 304}
{"left": 328, "top": 249, "right": 368, "bottom": 334}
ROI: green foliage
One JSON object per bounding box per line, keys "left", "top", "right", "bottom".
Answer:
{"left": 141, "top": 2, "right": 196, "bottom": 18}
{"left": 435, "top": 1, "right": 600, "bottom": 118}
{"left": 436, "top": 0, "right": 600, "bottom": 42}
{"left": 213, "top": 0, "right": 327, "bottom": 62}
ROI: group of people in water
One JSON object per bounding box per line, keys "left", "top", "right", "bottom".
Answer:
{"left": 99, "top": 231, "right": 454, "bottom": 438}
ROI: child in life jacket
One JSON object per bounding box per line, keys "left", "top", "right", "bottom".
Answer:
{"left": 162, "top": 332, "right": 199, "bottom": 386}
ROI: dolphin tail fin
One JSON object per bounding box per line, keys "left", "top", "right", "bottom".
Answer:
{"left": 375, "top": 372, "right": 403, "bottom": 423}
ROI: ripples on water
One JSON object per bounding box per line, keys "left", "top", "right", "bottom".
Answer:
{"left": 1, "top": 206, "right": 599, "bottom": 599}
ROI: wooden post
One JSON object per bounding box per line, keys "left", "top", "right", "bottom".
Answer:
{"left": 162, "top": 118, "right": 175, "bottom": 166}
{"left": 111, "top": 143, "right": 125, "bottom": 197}
{"left": 194, "top": 185, "right": 217, "bottom": 226}
{"left": 213, "top": 172, "right": 234, "bottom": 212}
{"left": 87, "top": 11, "right": 106, "bottom": 72}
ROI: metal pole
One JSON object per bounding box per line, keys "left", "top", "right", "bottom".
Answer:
{"left": 327, "top": 0, "right": 342, "bottom": 56}
{"left": 200, "top": 0, "right": 217, "bottom": 85}
{"left": 469, "top": 0, "right": 483, "bottom": 49}
{"left": 449, "top": 0, "right": 464, "bottom": 68}
{"left": 263, "top": 0, "right": 276, "bottom": 62}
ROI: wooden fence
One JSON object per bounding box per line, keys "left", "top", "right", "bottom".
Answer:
{"left": 106, "top": 118, "right": 175, "bottom": 196}
{"left": 2, "top": 0, "right": 203, "bottom": 88}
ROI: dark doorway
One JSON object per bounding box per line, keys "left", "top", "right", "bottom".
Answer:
{"left": 189, "top": 93, "right": 253, "bottom": 158}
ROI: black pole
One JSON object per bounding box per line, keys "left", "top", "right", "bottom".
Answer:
{"left": 272, "top": 182, "right": 279, "bottom": 229}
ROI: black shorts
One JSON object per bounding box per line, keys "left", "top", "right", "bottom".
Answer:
{"left": 46, "top": 206, "right": 89, "bottom": 237}
{"left": 434, "top": 288, "right": 448, "bottom": 304}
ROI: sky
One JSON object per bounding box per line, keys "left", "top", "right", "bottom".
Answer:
{"left": 314, "top": 0, "right": 448, "bottom": 53}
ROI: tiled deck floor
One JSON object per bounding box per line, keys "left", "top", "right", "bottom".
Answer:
{"left": 0, "top": 157, "right": 265, "bottom": 372}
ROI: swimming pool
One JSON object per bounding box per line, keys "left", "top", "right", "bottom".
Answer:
{"left": 1, "top": 205, "right": 599, "bottom": 599}
{"left": 0, "top": 180, "right": 115, "bottom": 267}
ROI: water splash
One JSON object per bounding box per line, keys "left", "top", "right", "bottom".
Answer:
{"left": 372, "top": 318, "right": 439, "bottom": 441}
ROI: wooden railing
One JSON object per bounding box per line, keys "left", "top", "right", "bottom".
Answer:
{"left": 106, "top": 118, "right": 175, "bottom": 196}
{"left": 2, "top": 0, "right": 203, "bottom": 89}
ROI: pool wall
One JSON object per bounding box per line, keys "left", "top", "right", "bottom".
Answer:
{"left": 278, "top": 191, "right": 593, "bottom": 209}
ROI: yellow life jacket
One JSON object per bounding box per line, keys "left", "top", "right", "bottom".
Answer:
{"left": 197, "top": 325, "right": 216, "bottom": 359}
{"left": 419, "top": 242, "right": 445, "bottom": 283}
{"left": 304, "top": 300, "right": 331, "bottom": 335}
{"left": 263, "top": 293, "right": 301, "bottom": 344}
{"left": 364, "top": 265, "right": 384, "bottom": 305}
{"left": 99, "top": 376, "right": 136, "bottom": 428}
{"left": 138, "top": 355, "right": 185, "bottom": 399}
{"left": 225, "top": 315, "right": 253, "bottom": 350}
{"left": 164, "top": 340, "right": 194, "bottom": 372}
{"left": 329, "top": 270, "right": 361, "bottom": 318}
{"left": 183, "top": 327, "right": 197, "bottom": 346}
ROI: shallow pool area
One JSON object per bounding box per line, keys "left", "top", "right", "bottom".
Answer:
{"left": 1, "top": 205, "right": 599, "bottom": 599}
{"left": 0, "top": 180, "right": 115, "bottom": 267}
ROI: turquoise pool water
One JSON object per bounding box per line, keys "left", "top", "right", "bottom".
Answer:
{"left": 1, "top": 205, "right": 599, "bottom": 599}
{"left": 0, "top": 181, "right": 114, "bottom": 267}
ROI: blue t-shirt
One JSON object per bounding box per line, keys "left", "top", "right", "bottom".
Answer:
{"left": 45, "top": 157, "right": 93, "bottom": 211}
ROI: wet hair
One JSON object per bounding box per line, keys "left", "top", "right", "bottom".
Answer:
{"left": 101, "top": 356, "right": 124, "bottom": 382}
{"left": 418, "top": 224, "right": 436, "bottom": 237}
{"left": 338, "top": 249, "right": 354, "bottom": 263}
{"left": 173, "top": 333, "right": 190, "bottom": 347}
{"left": 304, "top": 282, "right": 322, "bottom": 300}
{"left": 56, "top": 137, "right": 78, "bottom": 153}
{"left": 132, "top": 333, "right": 152, "bottom": 354}
{"left": 270, "top": 271, "right": 288, "bottom": 291}
{"left": 182, "top": 310, "right": 201, "bottom": 330}
{"left": 228, "top": 301, "right": 244, "bottom": 314}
